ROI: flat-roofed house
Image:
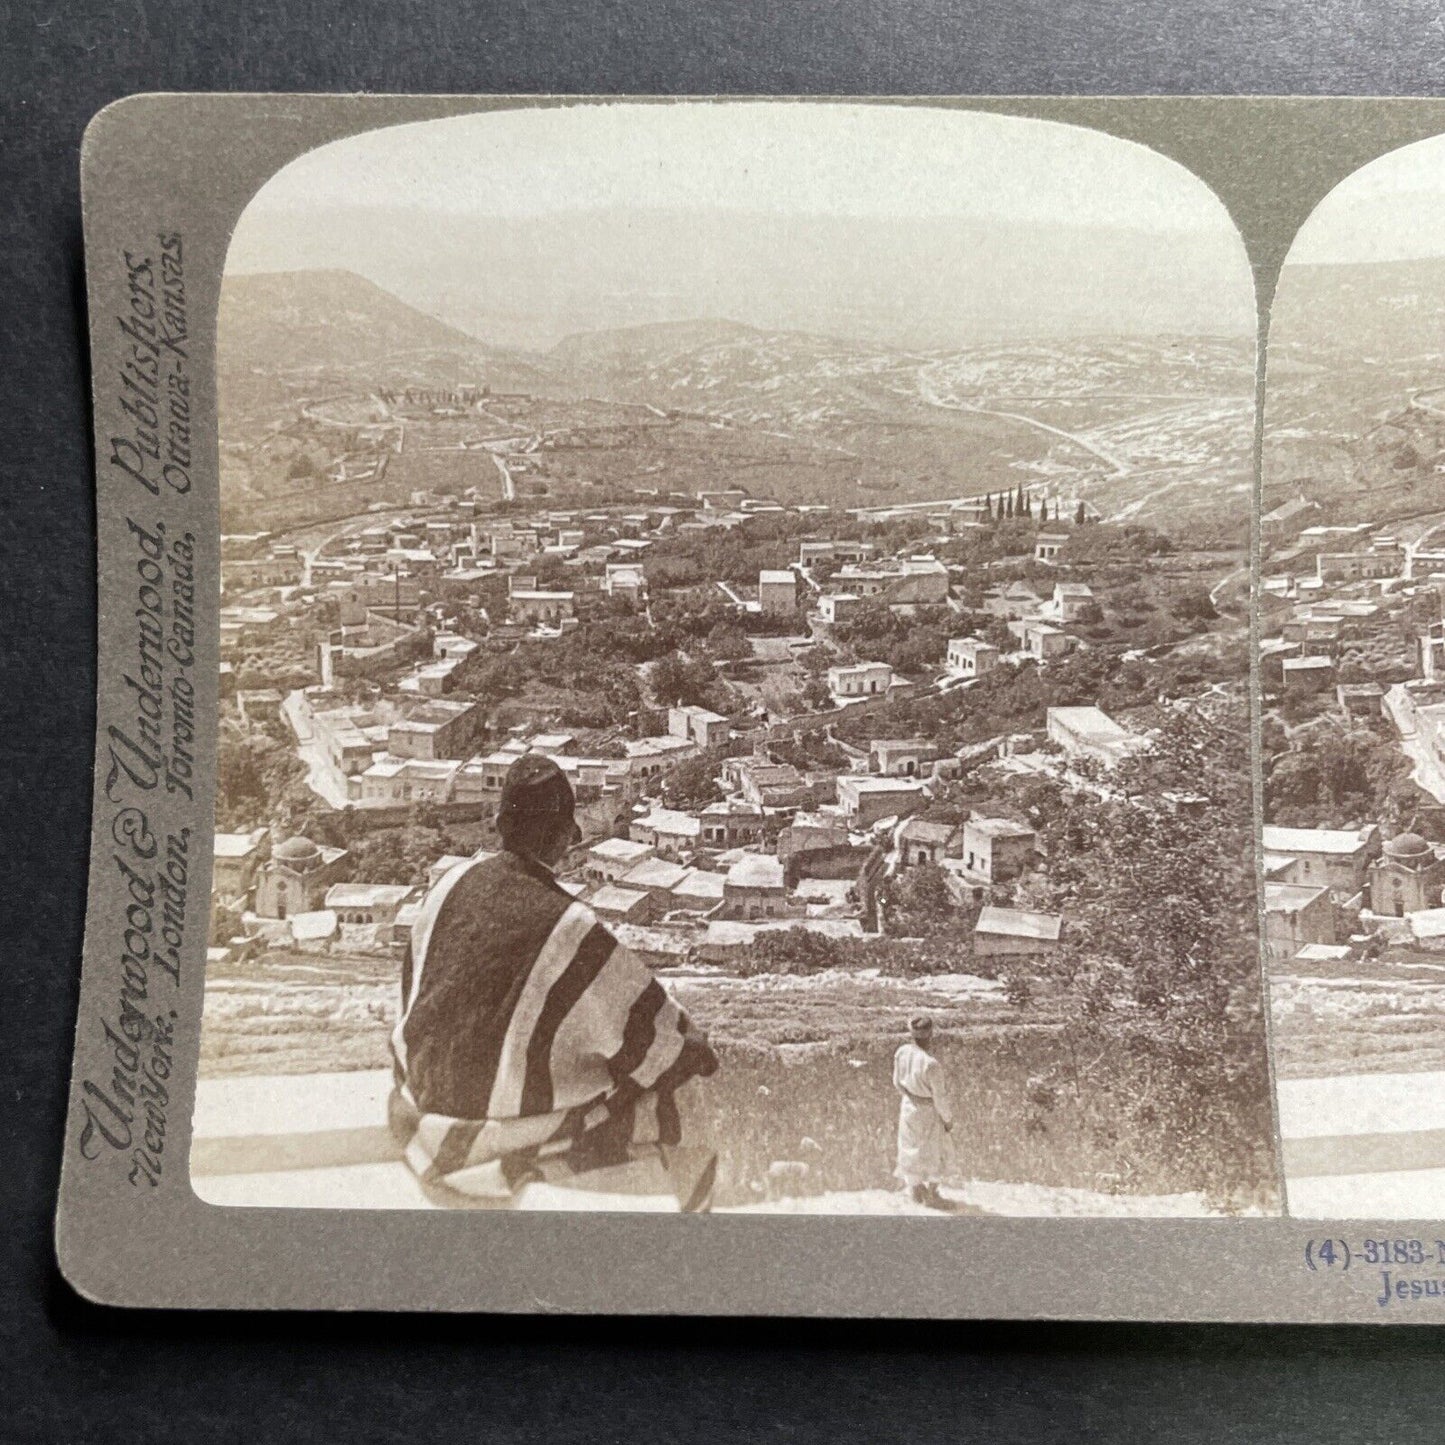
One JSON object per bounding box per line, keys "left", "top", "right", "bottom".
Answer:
{"left": 898, "top": 818, "right": 958, "bottom": 868}
{"left": 870, "top": 739, "right": 937, "bottom": 778}
{"left": 836, "top": 775, "right": 926, "bottom": 829}
{"left": 726, "top": 758, "right": 810, "bottom": 810}
{"left": 1282, "top": 655, "right": 1335, "bottom": 694}
{"left": 961, "top": 816, "right": 1037, "bottom": 882}
{"left": 618, "top": 857, "right": 692, "bottom": 900}
{"left": 699, "top": 800, "right": 765, "bottom": 848}
{"left": 1011, "top": 619, "right": 1072, "bottom": 661}
{"left": 668, "top": 705, "right": 730, "bottom": 749}
{"left": 1046, "top": 706, "right": 1144, "bottom": 768}
{"left": 584, "top": 837, "right": 656, "bottom": 885}
{"left": 818, "top": 592, "right": 862, "bottom": 624}
{"left": 387, "top": 699, "right": 479, "bottom": 761}
{"left": 588, "top": 885, "right": 656, "bottom": 924}
{"left": 1049, "top": 581, "right": 1096, "bottom": 622}
{"left": 973, "top": 905, "right": 1063, "bottom": 958}
{"left": 758, "top": 569, "right": 798, "bottom": 614}
{"left": 669, "top": 869, "right": 726, "bottom": 913}
{"left": 1260, "top": 825, "right": 1378, "bottom": 900}
{"left": 723, "top": 854, "right": 789, "bottom": 919}
{"left": 324, "top": 883, "right": 415, "bottom": 927}
{"left": 213, "top": 828, "right": 270, "bottom": 909}
{"left": 629, "top": 807, "right": 702, "bottom": 860}
{"left": 1263, "top": 882, "right": 1336, "bottom": 960}
{"left": 1034, "top": 532, "right": 1070, "bottom": 563}
{"left": 946, "top": 637, "right": 999, "bottom": 678}
{"left": 828, "top": 660, "right": 893, "bottom": 702}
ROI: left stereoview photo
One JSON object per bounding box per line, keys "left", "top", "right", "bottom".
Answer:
{"left": 195, "top": 100, "right": 1276, "bottom": 1216}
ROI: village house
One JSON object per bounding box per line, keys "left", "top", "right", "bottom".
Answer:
{"left": 387, "top": 698, "right": 480, "bottom": 761}
{"left": 618, "top": 856, "right": 692, "bottom": 901}
{"left": 354, "top": 757, "right": 462, "bottom": 806}
{"left": 1011, "top": 619, "right": 1072, "bottom": 661}
{"left": 836, "top": 775, "right": 926, "bottom": 829}
{"left": 221, "top": 555, "right": 305, "bottom": 591}
{"left": 1260, "top": 825, "right": 1379, "bottom": 901}
{"left": 1282, "top": 655, "right": 1335, "bottom": 695}
{"left": 725, "top": 757, "right": 811, "bottom": 810}
{"left": 583, "top": 836, "right": 656, "bottom": 885}
{"left": 668, "top": 869, "right": 727, "bottom": 913}
{"left": 588, "top": 885, "right": 656, "bottom": 925}
{"left": 603, "top": 563, "right": 649, "bottom": 606}
{"left": 630, "top": 807, "right": 702, "bottom": 860}
{"left": 625, "top": 734, "right": 698, "bottom": 785}
{"left": 323, "top": 883, "right": 415, "bottom": 928}
{"left": 1034, "top": 532, "right": 1070, "bottom": 563}
{"left": 897, "top": 818, "right": 958, "bottom": 868}
{"left": 722, "top": 854, "right": 789, "bottom": 919}
{"left": 1316, "top": 549, "right": 1401, "bottom": 583}
{"left": 699, "top": 800, "right": 766, "bottom": 848}
{"left": 668, "top": 705, "right": 730, "bottom": 750}
{"left": 1048, "top": 581, "right": 1097, "bottom": 623}
{"left": 972, "top": 905, "right": 1063, "bottom": 959}
{"left": 758, "top": 569, "right": 799, "bottom": 614}
{"left": 818, "top": 593, "right": 863, "bottom": 624}
{"left": 946, "top": 637, "right": 1000, "bottom": 678}
{"left": 870, "top": 739, "right": 937, "bottom": 778}
{"left": 1046, "top": 706, "right": 1143, "bottom": 768}
{"left": 961, "top": 816, "right": 1037, "bottom": 882}
{"left": 1264, "top": 882, "right": 1337, "bottom": 959}
{"left": 212, "top": 828, "right": 270, "bottom": 910}
{"left": 776, "top": 812, "right": 851, "bottom": 865}
{"left": 1337, "top": 682, "right": 1385, "bottom": 718}
{"left": 828, "top": 660, "right": 894, "bottom": 702}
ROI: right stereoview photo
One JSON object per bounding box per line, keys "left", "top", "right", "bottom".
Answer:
{"left": 1264, "top": 136, "right": 1445, "bottom": 1217}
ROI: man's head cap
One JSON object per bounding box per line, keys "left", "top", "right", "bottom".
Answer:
{"left": 909, "top": 1014, "right": 934, "bottom": 1040}
{"left": 497, "top": 753, "right": 576, "bottom": 843}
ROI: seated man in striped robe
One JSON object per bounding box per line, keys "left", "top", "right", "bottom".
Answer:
{"left": 389, "top": 753, "right": 719, "bottom": 1210}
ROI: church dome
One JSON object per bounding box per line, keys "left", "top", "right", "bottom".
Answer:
{"left": 273, "top": 836, "right": 323, "bottom": 869}
{"left": 1385, "top": 832, "right": 1432, "bottom": 860}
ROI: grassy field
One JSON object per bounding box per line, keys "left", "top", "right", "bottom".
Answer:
{"left": 198, "top": 951, "right": 1276, "bottom": 1211}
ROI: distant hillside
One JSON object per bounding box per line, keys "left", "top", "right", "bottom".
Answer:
{"left": 1273, "top": 257, "right": 1445, "bottom": 365}
{"left": 218, "top": 269, "right": 502, "bottom": 374}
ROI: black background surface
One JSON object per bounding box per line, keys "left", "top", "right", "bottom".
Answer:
{"left": 6, "top": 1, "right": 1445, "bottom": 1439}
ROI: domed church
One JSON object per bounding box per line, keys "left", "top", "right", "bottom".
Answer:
{"left": 1367, "top": 832, "right": 1445, "bottom": 918}
{"left": 254, "top": 835, "right": 349, "bottom": 920}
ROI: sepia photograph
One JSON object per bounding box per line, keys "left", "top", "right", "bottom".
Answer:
{"left": 190, "top": 101, "right": 1278, "bottom": 1217}
{"left": 1264, "top": 134, "right": 1445, "bottom": 1218}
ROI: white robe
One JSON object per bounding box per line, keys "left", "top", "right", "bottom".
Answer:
{"left": 893, "top": 1043, "right": 953, "bottom": 1187}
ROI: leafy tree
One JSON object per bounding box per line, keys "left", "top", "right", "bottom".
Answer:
{"left": 882, "top": 863, "right": 961, "bottom": 938}
{"left": 661, "top": 748, "right": 729, "bottom": 809}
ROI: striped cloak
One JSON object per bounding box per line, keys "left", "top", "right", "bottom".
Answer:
{"left": 389, "top": 849, "right": 718, "bottom": 1207}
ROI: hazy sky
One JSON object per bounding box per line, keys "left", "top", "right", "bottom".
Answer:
{"left": 227, "top": 102, "right": 1256, "bottom": 350}
{"left": 1288, "top": 134, "right": 1445, "bottom": 265}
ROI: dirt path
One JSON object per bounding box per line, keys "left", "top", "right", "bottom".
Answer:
{"left": 915, "top": 363, "right": 1134, "bottom": 477}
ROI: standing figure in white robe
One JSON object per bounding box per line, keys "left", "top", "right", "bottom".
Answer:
{"left": 893, "top": 1015, "right": 953, "bottom": 1208}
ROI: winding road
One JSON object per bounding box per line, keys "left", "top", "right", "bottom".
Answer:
{"left": 915, "top": 363, "right": 1134, "bottom": 477}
